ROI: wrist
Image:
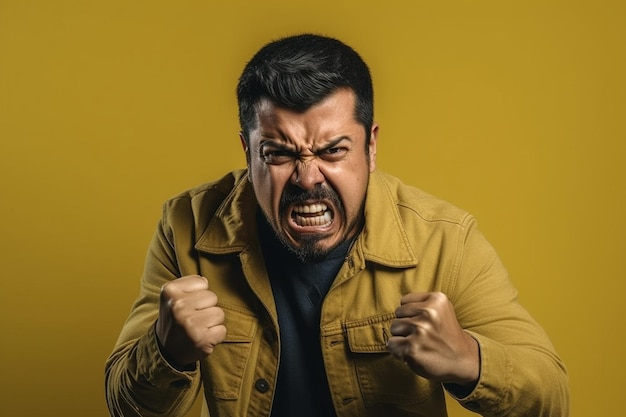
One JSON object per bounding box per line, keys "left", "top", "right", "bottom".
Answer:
{"left": 154, "top": 322, "right": 197, "bottom": 372}
{"left": 448, "top": 333, "right": 481, "bottom": 388}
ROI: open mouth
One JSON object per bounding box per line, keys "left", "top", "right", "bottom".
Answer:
{"left": 291, "top": 202, "right": 333, "bottom": 227}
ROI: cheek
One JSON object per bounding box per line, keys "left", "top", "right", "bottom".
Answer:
{"left": 326, "top": 167, "right": 368, "bottom": 213}
{"left": 344, "top": 178, "right": 368, "bottom": 213}
{"left": 252, "top": 165, "right": 288, "bottom": 210}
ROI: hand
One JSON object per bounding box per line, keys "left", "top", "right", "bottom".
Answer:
{"left": 386, "top": 292, "right": 479, "bottom": 387}
{"left": 155, "top": 275, "right": 226, "bottom": 369}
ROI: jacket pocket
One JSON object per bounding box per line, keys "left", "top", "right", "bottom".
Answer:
{"left": 201, "top": 304, "right": 257, "bottom": 400}
{"left": 346, "top": 314, "right": 437, "bottom": 407}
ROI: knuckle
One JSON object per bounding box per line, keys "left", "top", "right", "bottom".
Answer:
{"left": 416, "top": 321, "right": 432, "bottom": 334}
{"left": 213, "top": 306, "right": 225, "bottom": 323}
{"left": 405, "top": 341, "right": 420, "bottom": 357}
{"left": 169, "top": 297, "right": 188, "bottom": 313}
{"left": 200, "top": 325, "right": 227, "bottom": 355}
{"left": 183, "top": 274, "right": 203, "bottom": 282}
{"left": 389, "top": 320, "right": 403, "bottom": 335}
{"left": 386, "top": 337, "right": 405, "bottom": 356}
{"left": 431, "top": 291, "right": 449, "bottom": 304}
{"left": 207, "top": 290, "right": 219, "bottom": 305}
{"left": 160, "top": 281, "right": 174, "bottom": 297}
{"left": 180, "top": 313, "right": 197, "bottom": 330}
{"left": 423, "top": 307, "right": 439, "bottom": 321}
{"left": 215, "top": 324, "right": 227, "bottom": 340}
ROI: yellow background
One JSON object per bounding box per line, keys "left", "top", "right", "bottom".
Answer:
{"left": 1, "top": 1, "right": 624, "bottom": 416}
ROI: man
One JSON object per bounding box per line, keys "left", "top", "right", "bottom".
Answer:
{"left": 105, "top": 34, "right": 569, "bottom": 417}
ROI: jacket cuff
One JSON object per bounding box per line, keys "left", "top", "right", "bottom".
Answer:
{"left": 445, "top": 332, "right": 512, "bottom": 415}
{"left": 136, "top": 324, "right": 199, "bottom": 390}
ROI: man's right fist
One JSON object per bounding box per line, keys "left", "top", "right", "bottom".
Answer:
{"left": 155, "top": 275, "right": 226, "bottom": 370}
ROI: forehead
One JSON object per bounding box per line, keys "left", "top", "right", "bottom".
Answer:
{"left": 252, "top": 89, "right": 360, "bottom": 139}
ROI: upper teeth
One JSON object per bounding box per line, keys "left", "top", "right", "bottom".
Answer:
{"left": 293, "top": 203, "right": 328, "bottom": 214}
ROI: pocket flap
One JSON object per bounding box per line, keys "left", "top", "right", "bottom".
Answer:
{"left": 346, "top": 313, "right": 395, "bottom": 353}
{"left": 221, "top": 304, "right": 257, "bottom": 342}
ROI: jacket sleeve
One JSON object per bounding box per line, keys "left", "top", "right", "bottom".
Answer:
{"left": 444, "top": 216, "right": 570, "bottom": 416}
{"left": 104, "top": 205, "right": 202, "bottom": 417}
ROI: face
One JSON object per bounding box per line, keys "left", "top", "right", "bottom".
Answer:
{"left": 241, "top": 88, "right": 378, "bottom": 262}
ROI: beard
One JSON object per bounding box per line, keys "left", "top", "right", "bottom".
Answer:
{"left": 275, "top": 183, "right": 346, "bottom": 263}
{"left": 286, "top": 233, "right": 330, "bottom": 263}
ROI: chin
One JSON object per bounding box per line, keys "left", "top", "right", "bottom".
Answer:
{"left": 285, "top": 234, "right": 337, "bottom": 263}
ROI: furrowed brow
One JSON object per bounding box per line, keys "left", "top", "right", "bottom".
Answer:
{"left": 259, "top": 139, "right": 292, "bottom": 150}
{"left": 315, "top": 136, "right": 351, "bottom": 153}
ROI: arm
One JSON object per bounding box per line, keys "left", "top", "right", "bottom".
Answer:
{"left": 449, "top": 218, "right": 569, "bottom": 415}
{"left": 388, "top": 217, "right": 569, "bottom": 416}
{"left": 105, "top": 208, "right": 226, "bottom": 417}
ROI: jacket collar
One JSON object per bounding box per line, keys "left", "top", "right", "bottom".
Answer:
{"left": 195, "top": 170, "right": 418, "bottom": 268}
{"left": 195, "top": 172, "right": 259, "bottom": 254}
{"left": 359, "top": 171, "right": 418, "bottom": 268}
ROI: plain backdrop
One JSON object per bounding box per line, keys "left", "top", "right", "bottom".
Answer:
{"left": 1, "top": 1, "right": 624, "bottom": 416}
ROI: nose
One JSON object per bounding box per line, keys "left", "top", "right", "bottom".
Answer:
{"left": 291, "top": 160, "right": 325, "bottom": 190}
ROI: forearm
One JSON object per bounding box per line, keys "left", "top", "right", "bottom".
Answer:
{"left": 446, "top": 219, "right": 569, "bottom": 415}
{"left": 105, "top": 325, "right": 201, "bottom": 417}
{"left": 448, "top": 333, "right": 569, "bottom": 416}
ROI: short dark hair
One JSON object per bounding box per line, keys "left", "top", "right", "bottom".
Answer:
{"left": 237, "top": 34, "right": 374, "bottom": 143}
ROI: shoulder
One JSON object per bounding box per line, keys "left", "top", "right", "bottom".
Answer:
{"left": 370, "top": 171, "right": 473, "bottom": 228}
{"left": 165, "top": 169, "right": 247, "bottom": 207}
{"left": 159, "top": 169, "right": 249, "bottom": 231}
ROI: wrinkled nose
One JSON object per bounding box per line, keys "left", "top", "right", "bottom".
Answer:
{"left": 291, "top": 160, "right": 325, "bottom": 190}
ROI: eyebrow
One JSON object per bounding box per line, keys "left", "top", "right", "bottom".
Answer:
{"left": 317, "top": 136, "right": 351, "bottom": 153}
{"left": 258, "top": 140, "right": 294, "bottom": 153}
{"left": 259, "top": 136, "right": 351, "bottom": 151}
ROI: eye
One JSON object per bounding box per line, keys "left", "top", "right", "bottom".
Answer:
{"left": 319, "top": 146, "right": 348, "bottom": 161}
{"left": 261, "top": 148, "right": 296, "bottom": 165}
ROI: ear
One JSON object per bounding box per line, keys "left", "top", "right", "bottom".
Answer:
{"left": 368, "top": 123, "right": 378, "bottom": 172}
{"left": 239, "top": 131, "right": 251, "bottom": 165}
{"left": 239, "top": 131, "right": 249, "bottom": 153}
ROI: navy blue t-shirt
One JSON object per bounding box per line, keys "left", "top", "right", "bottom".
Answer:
{"left": 259, "top": 215, "right": 353, "bottom": 417}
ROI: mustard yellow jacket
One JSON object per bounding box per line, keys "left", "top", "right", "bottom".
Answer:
{"left": 105, "top": 170, "right": 569, "bottom": 417}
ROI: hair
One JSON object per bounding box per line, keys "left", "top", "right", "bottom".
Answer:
{"left": 236, "top": 33, "right": 374, "bottom": 144}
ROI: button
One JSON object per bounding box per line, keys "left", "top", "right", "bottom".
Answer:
{"left": 255, "top": 378, "right": 270, "bottom": 393}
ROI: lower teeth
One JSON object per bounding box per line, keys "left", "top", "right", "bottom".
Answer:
{"left": 295, "top": 211, "right": 332, "bottom": 226}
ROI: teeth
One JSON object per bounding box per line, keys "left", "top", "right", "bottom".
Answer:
{"left": 293, "top": 203, "right": 328, "bottom": 214}
{"left": 291, "top": 202, "right": 333, "bottom": 227}
{"left": 294, "top": 210, "right": 332, "bottom": 227}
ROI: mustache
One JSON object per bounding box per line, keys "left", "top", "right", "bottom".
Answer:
{"left": 279, "top": 184, "right": 342, "bottom": 209}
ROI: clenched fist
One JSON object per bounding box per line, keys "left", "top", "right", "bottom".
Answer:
{"left": 155, "top": 275, "right": 226, "bottom": 370}
{"left": 386, "top": 292, "right": 479, "bottom": 388}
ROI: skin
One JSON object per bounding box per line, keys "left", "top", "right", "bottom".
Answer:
{"left": 155, "top": 88, "right": 479, "bottom": 391}
{"left": 155, "top": 88, "right": 379, "bottom": 369}
{"left": 241, "top": 88, "right": 378, "bottom": 261}
{"left": 156, "top": 275, "right": 226, "bottom": 370}
{"left": 387, "top": 292, "right": 480, "bottom": 391}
